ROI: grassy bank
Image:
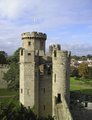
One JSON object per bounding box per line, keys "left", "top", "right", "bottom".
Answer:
{"left": 70, "top": 77, "right": 92, "bottom": 95}
{"left": 0, "top": 89, "right": 19, "bottom": 105}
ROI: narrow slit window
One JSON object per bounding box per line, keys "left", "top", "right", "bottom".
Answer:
{"left": 21, "top": 49, "right": 23, "bottom": 55}
{"left": 43, "top": 88, "right": 45, "bottom": 93}
{"left": 27, "top": 89, "right": 30, "bottom": 95}
{"left": 28, "top": 53, "right": 31, "bottom": 55}
{"left": 54, "top": 74, "right": 56, "bottom": 82}
{"left": 28, "top": 41, "right": 31, "bottom": 46}
{"left": 85, "top": 102, "right": 88, "bottom": 107}
{"left": 54, "top": 50, "right": 57, "bottom": 57}
{"left": 21, "top": 88, "right": 23, "bottom": 93}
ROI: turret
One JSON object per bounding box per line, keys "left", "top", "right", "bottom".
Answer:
{"left": 52, "top": 44, "right": 71, "bottom": 116}
{"left": 21, "top": 32, "right": 47, "bottom": 55}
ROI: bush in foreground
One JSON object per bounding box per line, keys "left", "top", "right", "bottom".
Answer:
{"left": 0, "top": 102, "right": 53, "bottom": 120}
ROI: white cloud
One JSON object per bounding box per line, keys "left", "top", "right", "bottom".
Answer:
{"left": 0, "top": 0, "right": 92, "bottom": 55}
{"left": 0, "top": 0, "right": 26, "bottom": 19}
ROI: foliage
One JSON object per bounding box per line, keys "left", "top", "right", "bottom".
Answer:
{"left": 0, "top": 51, "right": 7, "bottom": 57}
{"left": 70, "top": 66, "right": 79, "bottom": 77}
{"left": 71, "top": 55, "right": 81, "bottom": 60}
{"left": 4, "top": 62, "right": 19, "bottom": 90}
{"left": 0, "top": 103, "right": 54, "bottom": 120}
{"left": 38, "top": 116, "right": 54, "bottom": 120}
{"left": 3, "top": 48, "right": 20, "bottom": 90}
{"left": 0, "top": 103, "right": 36, "bottom": 120}
{"left": 78, "top": 62, "right": 89, "bottom": 79}
{"left": 71, "top": 54, "right": 92, "bottom": 61}
{"left": 78, "top": 62, "right": 92, "bottom": 79}
{"left": 7, "top": 48, "right": 21, "bottom": 64}
{"left": 0, "top": 51, "right": 7, "bottom": 64}
{"left": 10, "top": 48, "right": 21, "bottom": 63}
{"left": 88, "top": 67, "right": 92, "bottom": 79}
{"left": 87, "top": 54, "right": 92, "bottom": 59}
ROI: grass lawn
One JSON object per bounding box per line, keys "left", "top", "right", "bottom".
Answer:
{"left": 0, "top": 89, "right": 19, "bottom": 105}
{"left": 70, "top": 77, "right": 92, "bottom": 95}
{"left": 0, "top": 89, "right": 18, "bottom": 96}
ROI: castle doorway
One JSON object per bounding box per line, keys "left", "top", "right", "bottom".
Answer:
{"left": 57, "top": 94, "right": 61, "bottom": 103}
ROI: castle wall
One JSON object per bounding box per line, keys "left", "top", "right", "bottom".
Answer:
{"left": 0, "top": 65, "right": 8, "bottom": 89}
{"left": 39, "top": 75, "right": 52, "bottom": 117}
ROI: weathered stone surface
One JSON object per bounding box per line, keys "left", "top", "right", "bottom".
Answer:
{"left": 0, "top": 64, "right": 8, "bottom": 89}
{"left": 19, "top": 31, "right": 71, "bottom": 119}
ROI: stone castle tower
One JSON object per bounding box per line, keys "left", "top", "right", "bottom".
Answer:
{"left": 19, "top": 31, "right": 71, "bottom": 117}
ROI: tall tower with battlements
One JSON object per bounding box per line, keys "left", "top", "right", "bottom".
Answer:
{"left": 20, "top": 32, "right": 47, "bottom": 114}
{"left": 52, "top": 44, "right": 71, "bottom": 116}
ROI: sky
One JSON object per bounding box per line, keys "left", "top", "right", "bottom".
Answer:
{"left": 0, "top": 0, "right": 92, "bottom": 55}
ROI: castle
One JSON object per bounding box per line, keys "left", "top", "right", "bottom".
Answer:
{"left": 19, "top": 31, "right": 72, "bottom": 119}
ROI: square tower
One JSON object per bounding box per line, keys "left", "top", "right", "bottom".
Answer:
{"left": 20, "top": 32, "right": 47, "bottom": 115}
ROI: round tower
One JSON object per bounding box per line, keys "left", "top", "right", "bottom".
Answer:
{"left": 52, "top": 44, "right": 71, "bottom": 115}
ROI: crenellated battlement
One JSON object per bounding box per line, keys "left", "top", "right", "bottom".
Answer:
{"left": 60, "top": 51, "right": 71, "bottom": 57}
{"left": 0, "top": 64, "right": 9, "bottom": 69}
{"left": 21, "top": 32, "right": 31, "bottom": 39}
{"left": 50, "top": 44, "right": 61, "bottom": 50}
{"left": 21, "top": 31, "right": 47, "bottom": 40}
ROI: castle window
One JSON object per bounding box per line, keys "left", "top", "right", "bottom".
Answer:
{"left": 57, "top": 94, "right": 61, "bottom": 103}
{"left": 85, "top": 102, "right": 88, "bottom": 107}
{"left": 21, "top": 88, "right": 23, "bottom": 93}
{"left": 28, "top": 53, "right": 31, "bottom": 55}
{"left": 43, "top": 88, "right": 45, "bottom": 93}
{"left": 27, "top": 89, "right": 30, "bottom": 95}
{"left": 43, "top": 105, "right": 45, "bottom": 110}
{"left": 28, "top": 41, "right": 31, "bottom": 46}
{"left": 54, "top": 50, "right": 57, "bottom": 57}
{"left": 21, "top": 49, "right": 23, "bottom": 55}
{"left": 54, "top": 74, "right": 56, "bottom": 82}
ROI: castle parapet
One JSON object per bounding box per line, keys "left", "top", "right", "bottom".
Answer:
{"left": 0, "top": 64, "right": 9, "bottom": 68}
{"left": 21, "top": 32, "right": 47, "bottom": 40}
{"left": 51, "top": 44, "right": 61, "bottom": 50}
{"left": 61, "top": 51, "right": 71, "bottom": 58}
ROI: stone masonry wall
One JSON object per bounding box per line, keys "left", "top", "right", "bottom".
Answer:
{"left": 0, "top": 65, "right": 8, "bottom": 89}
